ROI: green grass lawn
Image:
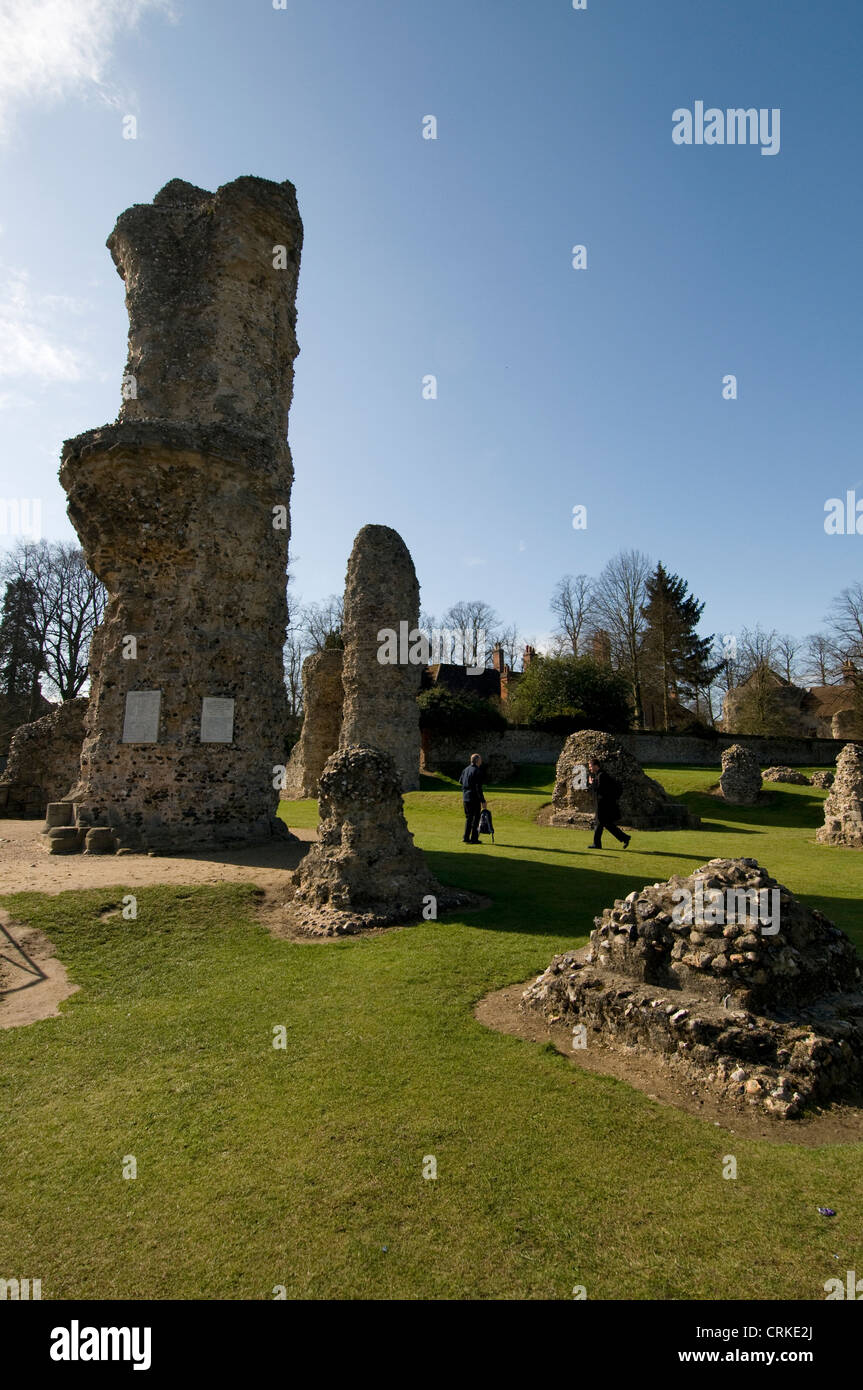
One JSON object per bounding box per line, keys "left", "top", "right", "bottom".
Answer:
{"left": 1, "top": 765, "right": 861, "bottom": 1300}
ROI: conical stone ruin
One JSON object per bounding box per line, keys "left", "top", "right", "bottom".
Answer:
{"left": 522, "top": 858, "right": 863, "bottom": 1118}
{"left": 339, "top": 524, "right": 422, "bottom": 793}
{"left": 538, "top": 729, "right": 699, "bottom": 830}
{"left": 283, "top": 744, "right": 474, "bottom": 936}
{"left": 55, "top": 176, "right": 303, "bottom": 853}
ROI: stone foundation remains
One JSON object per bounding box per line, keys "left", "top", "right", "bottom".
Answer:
{"left": 538, "top": 729, "right": 699, "bottom": 830}
{"left": 282, "top": 647, "right": 344, "bottom": 798}
{"left": 0, "top": 699, "right": 87, "bottom": 818}
{"left": 718, "top": 743, "right": 762, "bottom": 804}
{"left": 283, "top": 744, "right": 473, "bottom": 935}
{"left": 339, "top": 525, "right": 421, "bottom": 792}
{"left": 810, "top": 770, "right": 835, "bottom": 790}
{"left": 817, "top": 743, "right": 863, "bottom": 849}
{"left": 57, "top": 176, "right": 303, "bottom": 852}
{"left": 762, "top": 766, "right": 810, "bottom": 785}
{"left": 522, "top": 858, "right": 863, "bottom": 1118}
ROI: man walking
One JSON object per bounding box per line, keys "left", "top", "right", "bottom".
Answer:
{"left": 459, "top": 753, "right": 487, "bottom": 844}
{"left": 587, "top": 756, "right": 631, "bottom": 850}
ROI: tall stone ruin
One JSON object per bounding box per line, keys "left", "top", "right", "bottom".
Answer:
{"left": 58, "top": 177, "right": 303, "bottom": 852}
{"left": 339, "top": 524, "right": 421, "bottom": 792}
{"left": 718, "top": 743, "right": 762, "bottom": 805}
{"left": 282, "top": 645, "right": 344, "bottom": 798}
{"left": 817, "top": 742, "right": 863, "bottom": 849}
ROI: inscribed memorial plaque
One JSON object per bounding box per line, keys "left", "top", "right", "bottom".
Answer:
{"left": 122, "top": 690, "right": 161, "bottom": 743}
{"left": 201, "top": 697, "right": 235, "bottom": 744}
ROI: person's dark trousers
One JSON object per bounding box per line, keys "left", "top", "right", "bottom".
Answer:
{"left": 463, "top": 797, "right": 482, "bottom": 843}
{"left": 592, "top": 814, "right": 627, "bottom": 848}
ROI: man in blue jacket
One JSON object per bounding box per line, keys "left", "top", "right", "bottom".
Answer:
{"left": 459, "top": 753, "right": 487, "bottom": 844}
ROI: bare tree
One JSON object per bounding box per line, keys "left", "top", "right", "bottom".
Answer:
{"left": 803, "top": 631, "right": 840, "bottom": 685}
{"left": 283, "top": 576, "right": 308, "bottom": 719}
{"left": 774, "top": 633, "right": 802, "bottom": 685}
{"left": 43, "top": 545, "right": 106, "bottom": 698}
{"left": 497, "top": 622, "right": 521, "bottom": 671}
{"left": 735, "top": 626, "right": 780, "bottom": 682}
{"left": 441, "top": 599, "right": 500, "bottom": 668}
{"left": 550, "top": 574, "right": 594, "bottom": 656}
{"left": 300, "top": 594, "right": 344, "bottom": 652}
{"left": 0, "top": 540, "right": 106, "bottom": 705}
{"left": 826, "top": 583, "right": 863, "bottom": 663}
{"left": 592, "top": 550, "right": 651, "bottom": 727}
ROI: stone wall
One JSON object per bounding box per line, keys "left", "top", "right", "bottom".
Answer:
{"left": 421, "top": 728, "right": 840, "bottom": 773}
{"left": 0, "top": 699, "right": 88, "bottom": 817}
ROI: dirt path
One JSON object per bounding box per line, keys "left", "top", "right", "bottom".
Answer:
{"left": 0, "top": 819, "right": 320, "bottom": 1027}
{"left": 0, "top": 819, "right": 316, "bottom": 896}
{"left": 0, "top": 909, "right": 80, "bottom": 1029}
{"left": 476, "top": 980, "right": 863, "bottom": 1146}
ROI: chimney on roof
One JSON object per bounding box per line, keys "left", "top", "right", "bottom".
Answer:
{"left": 522, "top": 644, "right": 536, "bottom": 668}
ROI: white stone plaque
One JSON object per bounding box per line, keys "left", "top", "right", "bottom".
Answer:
{"left": 122, "top": 690, "right": 161, "bottom": 743}
{"left": 200, "top": 697, "right": 235, "bottom": 744}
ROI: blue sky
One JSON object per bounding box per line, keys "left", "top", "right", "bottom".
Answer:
{"left": 0, "top": 0, "right": 860, "bottom": 655}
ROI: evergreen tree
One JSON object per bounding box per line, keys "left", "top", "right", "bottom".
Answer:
{"left": 640, "top": 563, "right": 721, "bottom": 730}
{"left": 0, "top": 577, "right": 42, "bottom": 701}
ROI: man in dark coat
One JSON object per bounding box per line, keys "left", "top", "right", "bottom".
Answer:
{"left": 587, "top": 756, "right": 631, "bottom": 849}
{"left": 459, "top": 753, "right": 487, "bottom": 844}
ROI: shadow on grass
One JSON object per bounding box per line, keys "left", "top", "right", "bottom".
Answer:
{"left": 685, "top": 789, "right": 826, "bottom": 831}
{"left": 801, "top": 896, "right": 863, "bottom": 950}
{"left": 497, "top": 843, "right": 711, "bottom": 861}
{"left": 426, "top": 848, "right": 699, "bottom": 941}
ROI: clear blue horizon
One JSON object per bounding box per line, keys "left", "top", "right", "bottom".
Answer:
{"left": 1, "top": 0, "right": 860, "bottom": 657}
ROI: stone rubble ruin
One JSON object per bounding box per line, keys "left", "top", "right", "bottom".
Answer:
{"left": 816, "top": 742, "right": 863, "bottom": 849}
{"left": 282, "top": 744, "right": 474, "bottom": 935}
{"left": 718, "top": 743, "right": 762, "bottom": 805}
{"left": 762, "top": 766, "right": 810, "bottom": 785}
{"left": 339, "top": 524, "right": 421, "bottom": 792}
{"left": 281, "top": 645, "right": 344, "bottom": 799}
{"left": 54, "top": 176, "right": 303, "bottom": 853}
{"left": 0, "top": 699, "right": 88, "bottom": 819}
{"left": 538, "top": 729, "right": 699, "bottom": 830}
{"left": 522, "top": 858, "right": 863, "bottom": 1118}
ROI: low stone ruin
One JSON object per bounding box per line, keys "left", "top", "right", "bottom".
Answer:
{"left": 817, "top": 743, "right": 863, "bottom": 849}
{"left": 0, "top": 699, "right": 87, "bottom": 818}
{"left": 810, "top": 770, "right": 835, "bottom": 790}
{"left": 762, "top": 766, "right": 810, "bottom": 785}
{"left": 282, "top": 646, "right": 344, "bottom": 798}
{"left": 538, "top": 729, "right": 699, "bottom": 830}
{"left": 339, "top": 525, "right": 421, "bottom": 792}
{"left": 521, "top": 858, "right": 863, "bottom": 1118}
{"left": 283, "top": 744, "right": 474, "bottom": 935}
{"left": 718, "top": 743, "right": 762, "bottom": 805}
